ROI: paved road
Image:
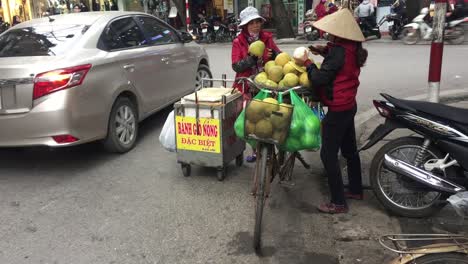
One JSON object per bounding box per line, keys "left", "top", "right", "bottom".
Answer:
{"left": 0, "top": 43, "right": 467, "bottom": 264}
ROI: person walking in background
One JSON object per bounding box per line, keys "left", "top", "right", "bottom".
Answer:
{"left": 12, "top": 16, "right": 21, "bottom": 26}
{"left": 296, "top": 8, "right": 367, "bottom": 214}
{"left": 231, "top": 6, "right": 281, "bottom": 163}
{"left": 315, "top": 0, "right": 328, "bottom": 38}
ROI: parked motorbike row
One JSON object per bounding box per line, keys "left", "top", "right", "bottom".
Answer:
{"left": 188, "top": 14, "right": 240, "bottom": 44}
{"left": 303, "top": 7, "right": 467, "bottom": 44}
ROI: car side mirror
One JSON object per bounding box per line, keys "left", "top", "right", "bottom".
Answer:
{"left": 180, "top": 31, "right": 193, "bottom": 43}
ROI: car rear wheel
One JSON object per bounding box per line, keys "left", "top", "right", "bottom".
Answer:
{"left": 103, "top": 97, "right": 138, "bottom": 153}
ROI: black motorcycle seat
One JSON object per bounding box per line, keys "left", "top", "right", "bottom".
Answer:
{"left": 381, "top": 93, "right": 468, "bottom": 125}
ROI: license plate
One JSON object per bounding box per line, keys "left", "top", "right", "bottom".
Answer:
{"left": 202, "top": 28, "right": 208, "bottom": 33}
{"left": 388, "top": 21, "right": 394, "bottom": 26}
{"left": 214, "top": 26, "right": 219, "bottom": 31}
{"left": 305, "top": 27, "right": 312, "bottom": 32}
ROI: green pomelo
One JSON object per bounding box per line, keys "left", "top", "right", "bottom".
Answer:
{"left": 283, "top": 73, "right": 299, "bottom": 87}
{"left": 245, "top": 120, "right": 256, "bottom": 135}
{"left": 264, "top": 80, "right": 278, "bottom": 89}
{"left": 248, "top": 40, "right": 265, "bottom": 57}
{"left": 267, "top": 65, "right": 284, "bottom": 83}
{"left": 289, "top": 120, "right": 303, "bottom": 136}
{"left": 264, "top": 60, "right": 276, "bottom": 73}
{"left": 255, "top": 72, "right": 268, "bottom": 84}
{"left": 275, "top": 52, "right": 291, "bottom": 67}
{"left": 299, "top": 72, "right": 310, "bottom": 87}
{"left": 262, "top": 97, "right": 279, "bottom": 117}
{"left": 270, "top": 111, "right": 289, "bottom": 130}
{"left": 255, "top": 119, "right": 273, "bottom": 138}
{"left": 283, "top": 63, "right": 298, "bottom": 75}
{"left": 301, "top": 133, "right": 318, "bottom": 148}
{"left": 245, "top": 99, "right": 264, "bottom": 123}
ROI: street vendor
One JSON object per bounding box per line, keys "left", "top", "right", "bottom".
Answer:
{"left": 231, "top": 6, "right": 281, "bottom": 162}
{"left": 296, "top": 8, "right": 367, "bottom": 214}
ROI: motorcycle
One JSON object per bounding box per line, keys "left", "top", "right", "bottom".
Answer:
{"left": 198, "top": 18, "right": 214, "bottom": 43}
{"left": 303, "top": 9, "right": 320, "bottom": 41}
{"left": 360, "top": 93, "right": 468, "bottom": 218}
{"left": 0, "top": 22, "right": 10, "bottom": 34}
{"left": 402, "top": 7, "right": 467, "bottom": 45}
{"left": 213, "top": 15, "right": 232, "bottom": 43}
{"left": 358, "top": 16, "right": 381, "bottom": 39}
{"left": 377, "top": 10, "right": 408, "bottom": 40}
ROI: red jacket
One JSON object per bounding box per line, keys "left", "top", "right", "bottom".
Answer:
{"left": 315, "top": 3, "right": 328, "bottom": 20}
{"left": 231, "top": 30, "right": 281, "bottom": 93}
{"left": 305, "top": 39, "right": 361, "bottom": 112}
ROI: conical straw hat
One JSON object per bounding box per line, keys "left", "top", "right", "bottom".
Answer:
{"left": 312, "top": 8, "right": 365, "bottom": 42}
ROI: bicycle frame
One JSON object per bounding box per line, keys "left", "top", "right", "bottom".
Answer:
{"left": 380, "top": 234, "right": 468, "bottom": 264}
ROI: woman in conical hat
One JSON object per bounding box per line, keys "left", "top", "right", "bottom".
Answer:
{"left": 296, "top": 8, "right": 367, "bottom": 214}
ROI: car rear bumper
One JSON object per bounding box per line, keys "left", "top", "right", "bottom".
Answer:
{"left": 0, "top": 90, "right": 106, "bottom": 147}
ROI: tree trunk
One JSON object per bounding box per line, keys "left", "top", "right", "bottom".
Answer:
{"left": 270, "top": 0, "right": 295, "bottom": 38}
{"left": 173, "top": 0, "right": 187, "bottom": 27}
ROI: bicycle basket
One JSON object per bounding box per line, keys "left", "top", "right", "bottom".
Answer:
{"left": 244, "top": 98, "right": 293, "bottom": 145}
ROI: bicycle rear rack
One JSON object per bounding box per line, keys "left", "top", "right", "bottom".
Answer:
{"left": 380, "top": 234, "right": 468, "bottom": 255}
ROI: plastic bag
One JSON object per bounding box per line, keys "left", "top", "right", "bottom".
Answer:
{"left": 159, "top": 110, "right": 176, "bottom": 152}
{"left": 281, "top": 90, "right": 321, "bottom": 151}
{"left": 447, "top": 191, "right": 468, "bottom": 218}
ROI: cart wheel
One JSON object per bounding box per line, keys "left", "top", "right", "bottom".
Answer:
{"left": 236, "top": 154, "right": 244, "bottom": 167}
{"left": 217, "top": 167, "right": 226, "bottom": 181}
{"left": 181, "top": 164, "right": 191, "bottom": 177}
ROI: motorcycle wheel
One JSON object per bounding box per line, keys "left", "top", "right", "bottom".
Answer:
{"left": 409, "top": 253, "right": 468, "bottom": 264}
{"left": 448, "top": 26, "right": 465, "bottom": 45}
{"left": 402, "top": 28, "right": 420, "bottom": 45}
{"left": 370, "top": 137, "right": 448, "bottom": 218}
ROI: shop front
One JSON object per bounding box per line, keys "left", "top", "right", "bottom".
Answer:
{"left": 1, "top": 0, "right": 32, "bottom": 24}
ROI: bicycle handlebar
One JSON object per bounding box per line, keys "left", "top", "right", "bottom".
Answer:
{"left": 235, "top": 77, "right": 309, "bottom": 96}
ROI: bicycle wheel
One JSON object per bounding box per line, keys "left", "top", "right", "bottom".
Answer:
{"left": 253, "top": 143, "right": 270, "bottom": 250}
{"left": 279, "top": 151, "right": 296, "bottom": 182}
{"left": 409, "top": 253, "right": 468, "bottom": 263}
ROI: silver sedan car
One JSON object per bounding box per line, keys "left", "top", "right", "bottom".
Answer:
{"left": 0, "top": 12, "right": 212, "bottom": 153}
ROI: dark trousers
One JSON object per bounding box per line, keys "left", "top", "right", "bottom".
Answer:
{"left": 320, "top": 105, "right": 363, "bottom": 206}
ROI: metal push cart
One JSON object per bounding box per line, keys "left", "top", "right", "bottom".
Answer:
{"left": 174, "top": 76, "right": 246, "bottom": 181}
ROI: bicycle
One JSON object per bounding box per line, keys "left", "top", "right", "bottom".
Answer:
{"left": 236, "top": 77, "right": 318, "bottom": 251}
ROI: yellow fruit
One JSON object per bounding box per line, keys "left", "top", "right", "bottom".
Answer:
{"left": 275, "top": 52, "right": 291, "bottom": 67}
{"left": 267, "top": 65, "right": 284, "bottom": 83}
{"left": 264, "top": 79, "right": 278, "bottom": 89}
{"left": 248, "top": 40, "right": 265, "bottom": 57}
{"left": 264, "top": 60, "right": 276, "bottom": 73}
{"left": 283, "top": 73, "right": 299, "bottom": 87}
{"left": 272, "top": 131, "right": 287, "bottom": 143}
{"left": 245, "top": 99, "right": 264, "bottom": 123}
{"left": 245, "top": 120, "right": 256, "bottom": 135}
{"left": 278, "top": 80, "right": 285, "bottom": 89}
{"left": 299, "top": 72, "right": 310, "bottom": 87}
{"left": 279, "top": 103, "right": 293, "bottom": 119}
{"left": 255, "top": 119, "right": 273, "bottom": 138}
{"left": 254, "top": 72, "right": 268, "bottom": 84}
{"left": 288, "top": 61, "right": 306, "bottom": 73}
{"left": 283, "top": 63, "right": 298, "bottom": 75}
{"left": 262, "top": 97, "right": 279, "bottom": 117}
{"left": 270, "top": 111, "right": 289, "bottom": 130}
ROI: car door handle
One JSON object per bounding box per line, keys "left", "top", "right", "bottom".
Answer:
{"left": 123, "top": 64, "right": 135, "bottom": 70}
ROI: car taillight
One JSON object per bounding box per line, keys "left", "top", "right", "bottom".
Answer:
{"left": 33, "top": 64, "right": 92, "bottom": 100}
{"left": 52, "top": 134, "right": 79, "bottom": 144}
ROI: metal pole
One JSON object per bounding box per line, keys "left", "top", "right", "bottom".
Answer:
{"left": 185, "top": 0, "right": 190, "bottom": 32}
{"left": 427, "top": 0, "right": 447, "bottom": 103}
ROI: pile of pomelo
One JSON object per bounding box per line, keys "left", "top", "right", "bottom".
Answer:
{"left": 248, "top": 41, "right": 320, "bottom": 89}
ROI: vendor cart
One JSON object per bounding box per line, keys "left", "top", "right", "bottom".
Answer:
{"left": 174, "top": 76, "right": 245, "bottom": 181}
